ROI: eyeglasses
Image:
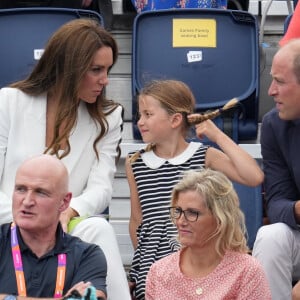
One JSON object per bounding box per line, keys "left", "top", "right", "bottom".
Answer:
{"left": 169, "top": 207, "right": 199, "bottom": 222}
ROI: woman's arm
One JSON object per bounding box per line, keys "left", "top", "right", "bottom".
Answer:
{"left": 125, "top": 156, "right": 142, "bottom": 249}
{"left": 0, "top": 88, "right": 15, "bottom": 223}
{"left": 196, "top": 120, "right": 264, "bottom": 187}
{"left": 69, "top": 105, "right": 123, "bottom": 217}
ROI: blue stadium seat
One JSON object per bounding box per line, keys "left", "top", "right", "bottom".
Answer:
{"left": 0, "top": 7, "right": 103, "bottom": 88}
{"left": 131, "top": 9, "right": 260, "bottom": 143}
{"left": 233, "top": 182, "right": 263, "bottom": 249}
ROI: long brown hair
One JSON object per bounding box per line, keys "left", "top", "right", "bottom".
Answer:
{"left": 11, "top": 18, "right": 122, "bottom": 160}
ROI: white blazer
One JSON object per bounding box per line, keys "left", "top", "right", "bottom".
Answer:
{"left": 0, "top": 87, "right": 123, "bottom": 224}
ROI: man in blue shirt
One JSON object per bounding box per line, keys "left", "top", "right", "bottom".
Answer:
{"left": 0, "top": 155, "right": 107, "bottom": 299}
{"left": 253, "top": 39, "right": 300, "bottom": 300}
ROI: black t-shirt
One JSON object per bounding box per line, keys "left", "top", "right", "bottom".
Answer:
{"left": 0, "top": 223, "right": 107, "bottom": 297}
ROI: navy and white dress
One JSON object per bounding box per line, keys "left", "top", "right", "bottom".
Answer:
{"left": 129, "top": 142, "right": 209, "bottom": 299}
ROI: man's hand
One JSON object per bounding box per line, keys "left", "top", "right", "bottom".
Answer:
{"left": 64, "top": 281, "right": 92, "bottom": 298}
{"left": 64, "top": 282, "right": 106, "bottom": 300}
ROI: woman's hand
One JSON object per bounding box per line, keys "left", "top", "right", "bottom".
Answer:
{"left": 60, "top": 207, "right": 79, "bottom": 232}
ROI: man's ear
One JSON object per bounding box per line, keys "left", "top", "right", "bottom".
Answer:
{"left": 59, "top": 192, "right": 72, "bottom": 212}
{"left": 171, "top": 112, "right": 183, "bottom": 129}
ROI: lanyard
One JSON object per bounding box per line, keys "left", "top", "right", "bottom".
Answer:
{"left": 10, "top": 223, "right": 66, "bottom": 297}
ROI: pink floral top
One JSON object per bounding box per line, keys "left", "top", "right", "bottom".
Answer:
{"left": 145, "top": 250, "right": 271, "bottom": 299}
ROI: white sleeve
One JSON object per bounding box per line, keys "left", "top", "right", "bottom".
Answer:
{"left": 0, "top": 88, "right": 13, "bottom": 223}
{"left": 70, "top": 105, "right": 123, "bottom": 216}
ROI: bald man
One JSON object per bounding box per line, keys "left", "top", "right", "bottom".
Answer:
{"left": 253, "top": 39, "right": 300, "bottom": 300}
{"left": 0, "top": 155, "right": 107, "bottom": 299}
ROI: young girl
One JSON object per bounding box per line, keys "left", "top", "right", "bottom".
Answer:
{"left": 125, "top": 79, "right": 264, "bottom": 299}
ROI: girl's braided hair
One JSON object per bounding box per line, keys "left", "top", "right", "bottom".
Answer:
{"left": 187, "top": 98, "right": 238, "bottom": 124}
{"left": 129, "top": 79, "right": 238, "bottom": 163}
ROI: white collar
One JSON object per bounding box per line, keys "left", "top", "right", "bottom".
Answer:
{"left": 141, "top": 142, "right": 203, "bottom": 169}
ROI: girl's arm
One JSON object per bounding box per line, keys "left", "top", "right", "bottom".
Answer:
{"left": 125, "top": 156, "right": 142, "bottom": 249}
{"left": 196, "top": 120, "right": 264, "bottom": 187}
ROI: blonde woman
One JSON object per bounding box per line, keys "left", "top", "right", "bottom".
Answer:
{"left": 146, "top": 169, "right": 271, "bottom": 299}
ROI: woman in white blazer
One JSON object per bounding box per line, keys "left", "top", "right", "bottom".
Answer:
{"left": 0, "top": 19, "right": 130, "bottom": 299}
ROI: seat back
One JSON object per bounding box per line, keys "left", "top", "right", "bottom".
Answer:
{"left": 131, "top": 9, "right": 259, "bottom": 142}
{"left": 0, "top": 7, "right": 103, "bottom": 88}
{"left": 233, "top": 182, "right": 263, "bottom": 249}
{"left": 284, "top": 13, "right": 293, "bottom": 33}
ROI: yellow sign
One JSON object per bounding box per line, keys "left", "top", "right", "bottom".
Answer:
{"left": 173, "top": 19, "right": 216, "bottom": 48}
